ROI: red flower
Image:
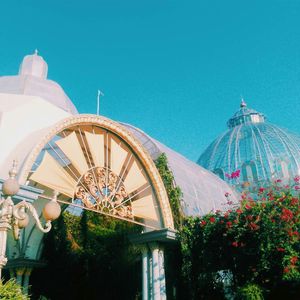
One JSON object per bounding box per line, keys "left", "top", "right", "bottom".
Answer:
{"left": 200, "top": 220, "right": 207, "bottom": 226}
{"left": 245, "top": 204, "right": 252, "bottom": 210}
{"left": 277, "top": 247, "right": 285, "bottom": 252}
{"left": 281, "top": 208, "right": 294, "bottom": 222}
{"left": 232, "top": 241, "right": 238, "bottom": 247}
{"left": 249, "top": 222, "right": 259, "bottom": 231}
{"left": 291, "top": 198, "right": 298, "bottom": 206}
{"left": 284, "top": 267, "right": 290, "bottom": 273}
{"left": 290, "top": 256, "right": 298, "bottom": 265}
{"left": 236, "top": 209, "right": 242, "bottom": 214}
{"left": 258, "top": 187, "right": 265, "bottom": 194}
{"left": 209, "top": 217, "right": 216, "bottom": 223}
{"left": 276, "top": 179, "right": 282, "bottom": 183}
{"left": 226, "top": 221, "right": 232, "bottom": 228}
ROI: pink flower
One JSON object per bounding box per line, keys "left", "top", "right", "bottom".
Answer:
{"left": 295, "top": 185, "right": 300, "bottom": 190}
{"left": 294, "top": 176, "right": 300, "bottom": 183}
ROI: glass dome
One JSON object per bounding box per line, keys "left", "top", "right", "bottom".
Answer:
{"left": 198, "top": 100, "right": 300, "bottom": 184}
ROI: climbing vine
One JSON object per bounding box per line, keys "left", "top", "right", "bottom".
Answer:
{"left": 30, "top": 211, "right": 141, "bottom": 300}
{"left": 155, "top": 153, "right": 184, "bottom": 229}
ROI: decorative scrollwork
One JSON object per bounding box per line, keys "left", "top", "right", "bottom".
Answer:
{"left": 74, "top": 167, "right": 133, "bottom": 219}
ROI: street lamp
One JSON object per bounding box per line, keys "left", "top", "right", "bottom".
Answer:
{"left": 0, "top": 161, "right": 61, "bottom": 278}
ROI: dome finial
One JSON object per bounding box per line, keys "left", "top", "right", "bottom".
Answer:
{"left": 19, "top": 50, "right": 48, "bottom": 79}
{"left": 240, "top": 97, "right": 247, "bottom": 108}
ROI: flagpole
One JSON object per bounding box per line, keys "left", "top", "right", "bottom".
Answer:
{"left": 97, "top": 90, "right": 104, "bottom": 115}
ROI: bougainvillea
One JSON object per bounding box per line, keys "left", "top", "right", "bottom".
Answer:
{"left": 179, "top": 178, "right": 300, "bottom": 299}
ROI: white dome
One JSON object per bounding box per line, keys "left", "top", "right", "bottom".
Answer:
{"left": 0, "top": 52, "right": 77, "bottom": 114}
{"left": 0, "top": 94, "right": 71, "bottom": 179}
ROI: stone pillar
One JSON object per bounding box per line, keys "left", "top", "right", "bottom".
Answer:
{"left": 158, "top": 248, "right": 166, "bottom": 300}
{"left": 23, "top": 268, "right": 32, "bottom": 294}
{"left": 150, "top": 243, "right": 161, "bottom": 300}
{"left": 15, "top": 267, "right": 25, "bottom": 286}
{"left": 142, "top": 246, "right": 149, "bottom": 300}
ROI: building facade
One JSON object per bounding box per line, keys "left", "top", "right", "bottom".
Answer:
{"left": 0, "top": 52, "right": 238, "bottom": 299}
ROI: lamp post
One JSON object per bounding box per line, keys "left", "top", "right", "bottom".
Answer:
{"left": 0, "top": 161, "right": 61, "bottom": 279}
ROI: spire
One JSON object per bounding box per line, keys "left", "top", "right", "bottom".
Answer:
{"left": 240, "top": 98, "right": 247, "bottom": 108}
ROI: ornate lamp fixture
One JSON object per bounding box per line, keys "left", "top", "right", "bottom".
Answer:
{"left": 0, "top": 161, "right": 61, "bottom": 278}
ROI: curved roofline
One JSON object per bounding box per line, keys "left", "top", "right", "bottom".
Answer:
{"left": 120, "top": 122, "right": 239, "bottom": 216}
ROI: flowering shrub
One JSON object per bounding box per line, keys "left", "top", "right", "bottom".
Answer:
{"left": 179, "top": 179, "right": 300, "bottom": 298}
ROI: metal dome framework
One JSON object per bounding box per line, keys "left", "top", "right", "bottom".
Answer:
{"left": 198, "top": 101, "right": 300, "bottom": 183}
{"left": 122, "top": 123, "right": 239, "bottom": 216}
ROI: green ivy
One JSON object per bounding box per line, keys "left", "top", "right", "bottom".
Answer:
{"left": 30, "top": 211, "right": 142, "bottom": 299}
{"left": 155, "top": 153, "right": 183, "bottom": 229}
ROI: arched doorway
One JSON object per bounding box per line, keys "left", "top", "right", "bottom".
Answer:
{"left": 7, "top": 115, "right": 175, "bottom": 299}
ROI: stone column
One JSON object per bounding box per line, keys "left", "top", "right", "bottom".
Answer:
{"left": 141, "top": 246, "right": 149, "bottom": 300}
{"left": 15, "top": 267, "right": 25, "bottom": 286}
{"left": 158, "top": 248, "right": 166, "bottom": 300}
{"left": 23, "top": 268, "right": 32, "bottom": 294}
{"left": 150, "top": 243, "right": 161, "bottom": 300}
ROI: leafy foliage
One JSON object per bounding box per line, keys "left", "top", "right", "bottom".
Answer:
{"left": 0, "top": 279, "right": 29, "bottom": 300}
{"left": 235, "top": 283, "right": 264, "bottom": 300}
{"left": 179, "top": 180, "right": 300, "bottom": 299}
{"left": 31, "top": 211, "right": 141, "bottom": 300}
{"left": 155, "top": 153, "right": 183, "bottom": 229}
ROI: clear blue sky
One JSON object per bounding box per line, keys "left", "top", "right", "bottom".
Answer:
{"left": 1, "top": 0, "right": 300, "bottom": 161}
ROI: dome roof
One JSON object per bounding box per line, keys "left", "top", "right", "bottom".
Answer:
{"left": 122, "top": 123, "right": 239, "bottom": 216}
{"left": 0, "top": 51, "right": 77, "bottom": 114}
{"left": 198, "top": 101, "right": 300, "bottom": 183}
